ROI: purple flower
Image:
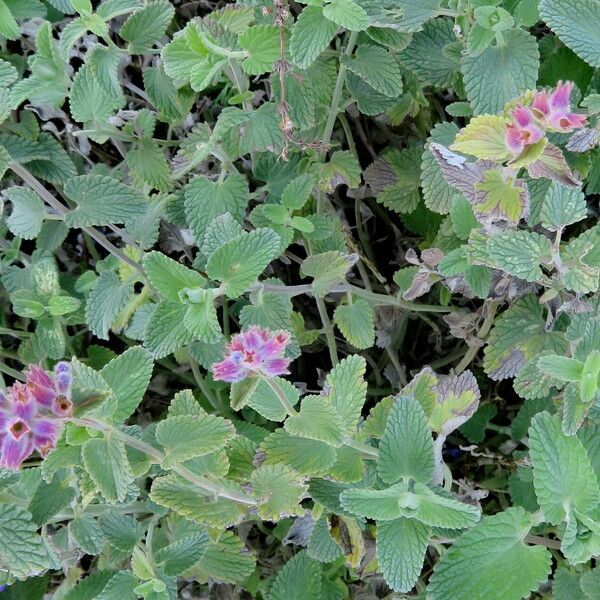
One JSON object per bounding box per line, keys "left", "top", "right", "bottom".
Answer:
{"left": 26, "top": 362, "right": 73, "bottom": 417}
{"left": 532, "top": 81, "right": 587, "bottom": 132}
{"left": 504, "top": 106, "right": 544, "bottom": 155}
{"left": 505, "top": 82, "right": 587, "bottom": 156}
{"left": 212, "top": 327, "right": 291, "bottom": 383}
{"left": 0, "top": 363, "right": 72, "bottom": 470}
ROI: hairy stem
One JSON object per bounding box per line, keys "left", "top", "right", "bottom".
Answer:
{"left": 320, "top": 30, "right": 359, "bottom": 152}
{"left": 9, "top": 161, "right": 146, "bottom": 278}
{"left": 70, "top": 417, "right": 257, "bottom": 505}
{"left": 260, "top": 375, "right": 299, "bottom": 417}
{"left": 315, "top": 296, "right": 339, "bottom": 366}
{"left": 454, "top": 300, "right": 501, "bottom": 375}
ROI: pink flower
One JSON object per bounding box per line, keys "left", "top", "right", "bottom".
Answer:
{"left": 505, "top": 106, "right": 544, "bottom": 155}
{"left": 26, "top": 362, "right": 73, "bottom": 416}
{"left": 0, "top": 363, "right": 72, "bottom": 469}
{"left": 532, "top": 81, "right": 587, "bottom": 132}
{"left": 212, "top": 327, "right": 291, "bottom": 383}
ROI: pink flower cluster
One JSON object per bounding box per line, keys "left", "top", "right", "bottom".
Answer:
{"left": 212, "top": 327, "right": 291, "bottom": 383}
{"left": 0, "top": 362, "right": 72, "bottom": 469}
{"left": 505, "top": 81, "right": 587, "bottom": 155}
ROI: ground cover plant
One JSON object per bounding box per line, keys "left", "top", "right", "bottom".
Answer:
{"left": 2, "top": 0, "right": 600, "bottom": 598}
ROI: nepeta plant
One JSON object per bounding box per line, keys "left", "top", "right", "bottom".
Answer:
{"left": 2, "top": 0, "right": 600, "bottom": 598}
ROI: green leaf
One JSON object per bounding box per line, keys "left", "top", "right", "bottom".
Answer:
{"left": 401, "top": 18, "right": 459, "bottom": 88}
{"left": 376, "top": 517, "right": 429, "bottom": 593}
{"left": 155, "top": 414, "right": 235, "bottom": 467}
{"left": 184, "top": 174, "right": 248, "bottom": 245}
{"left": 63, "top": 175, "right": 147, "bottom": 228}
{"left": 85, "top": 271, "right": 133, "bottom": 341}
{"left": 3, "top": 186, "right": 45, "bottom": 240}
{"left": 154, "top": 529, "right": 209, "bottom": 576}
{"left": 239, "top": 25, "right": 280, "bottom": 75}
{"left": 307, "top": 516, "right": 344, "bottom": 563}
{"left": 364, "top": 147, "right": 422, "bottom": 214}
{"left": 326, "top": 354, "right": 367, "bottom": 436}
{"left": 284, "top": 395, "right": 347, "bottom": 446}
{"left": 99, "top": 512, "right": 144, "bottom": 553}
{"left": 290, "top": 6, "right": 339, "bottom": 69}
{"left": 340, "top": 484, "right": 408, "bottom": 520}
{"left": 149, "top": 474, "right": 246, "bottom": 527}
{"left": 119, "top": 0, "right": 174, "bottom": 53}
{"left": 300, "top": 251, "right": 358, "bottom": 297}
{"left": 0, "top": 504, "right": 51, "bottom": 578}
{"left": 378, "top": 396, "right": 435, "bottom": 485}
{"left": 411, "top": 483, "right": 480, "bottom": 528}
{"left": 536, "top": 355, "right": 583, "bottom": 382}
{"left": 181, "top": 288, "right": 222, "bottom": 344}
{"left": 144, "top": 251, "right": 206, "bottom": 302}
{"left": 144, "top": 300, "right": 196, "bottom": 358}
{"left": 69, "top": 514, "right": 104, "bottom": 555}
{"left": 333, "top": 297, "right": 375, "bottom": 349}
{"left": 540, "top": 0, "right": 600, "bottom": 67}
{"left": 540, "top": 182, "right": 587, "bottom": 231}
{"left": 0, "top": 0, "right": 20, "bottom": 40}
{"left": 323, "top": 0, "right": 370, "bottom": 31}
{"left": 70, "top": 64, "right": 123, "bottom": 127}
{"left": 207, "top": 228, "right": 281, "bottom": 298}
{"left": 100, "top": 346, "right": 154, "bottom": 421}
{"left": 81, "top": 434, "right": 135, "bottom": 503}
{"left": 484, "top": 230, "right": 553, "bottom": 282}
{"left": 47, "top": 295, "right": 80, "bottom": 316}
{"left": 29, "top": 473, "right": 75, "bottom": 525}
{"left": 282, "top": 174, "right": 315, "bottom": 210}
{"left": 261, "top": 429, "right": 337, "bottom": 476}
{"left": 421, "top": 122, "right": 462, "bottom": 214}
{"left": 529, "top": 411, "right": 599, "bottom": 524}
{"left": 427, "top": 507, "right": 551, "bottom": 600}
{"left": 385, "top": 0, "right": 442, "bottom": 32}
{"left": 88, "top": 45, "right": 123, "bottom": 100}
{"left": 186, "top": 530, "right": 256, "bottom": 583}
{"left": 451, "top": 115, "right": 510, "bottom": 161}
{"left": 462, "top": 28, "right": 539, "bottom": 114}
{"left": 251, "top": 464, "right": 307, "bottom": 520}
{"left": 428, "top": 370, "right": 480, "bottom": 436}
{"left": 342, "top": 44, "right": 402, "bottom": 97}
{"left": 231, "top": 376, "right": 299, "bottom": 421}
{"left": 484, "top": 295, "right": 567, "bottom": 380}
{"left": 269, "top": 551, "right": 322, "bottom": 600}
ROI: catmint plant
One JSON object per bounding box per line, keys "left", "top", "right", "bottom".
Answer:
{"left": 1, "top": 0, "right": 600, "bottom": 598}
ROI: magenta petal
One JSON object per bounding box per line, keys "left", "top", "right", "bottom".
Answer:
{"left": 550, "top": 81, "right": 573, "bottom": 111}
{"left": 0, "top": 435, "right": 33, "bottom": 469}
{"left": 27, "top": 367, "right": 56, "bottom": 407}
{"left": 13, "top": 398, "right": 35, "bottom": 422}
{"left": 505, "top": 125, "right": 524, "bottom": 154}
{"left": 261, "top": 358, "right": 290, "bottom": 377}
{"left": 33, "top": 417, "right": 59, "bottom": 438}
{"left": 513, "top": 106, "right": 534, "bottom": 127}
{"left": 532, "top": 91, "right": 549, "bottom": 115}
{"left": 213, "top": 359, "right": 248, "bottom": 383}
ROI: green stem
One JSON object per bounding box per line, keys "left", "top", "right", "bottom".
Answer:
{"left": 187, "top": 350, "right": 228, "bottom": 416}
{"left": 260, "top": 375, "right": 299, "bottom": 417}
{"left": 9, "top": 161, "right": 146, "bottom": 279}
{"left": 0, "top": 362, "right": 26, "bottom": 382}
{"left": 70, "top": 417, "right": 257, "bottom": 506}
{"left": 253, "top": 282, "right": 457, "bottom": 313}
{"left": 315, "top": 297, "right": 339, "bottom": 366}
{"left": 454, "top": 300, "right": 501, "bottom": 374}
{"left": 320, "top": 30, "right": 359, "bottom": 153}
{"left": 344, "top": 438, "right": 379, "bottom": 459}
